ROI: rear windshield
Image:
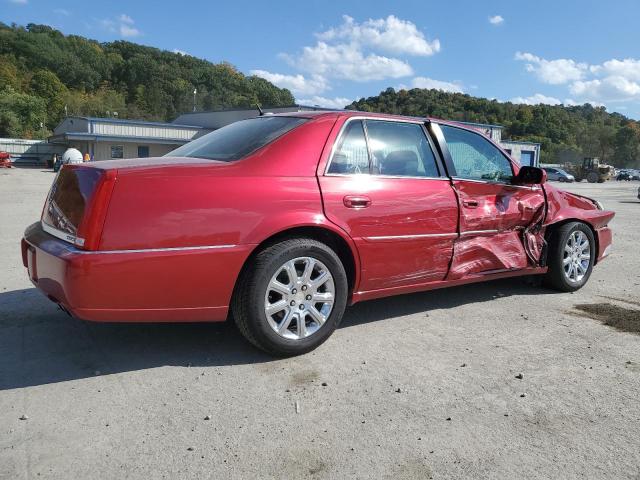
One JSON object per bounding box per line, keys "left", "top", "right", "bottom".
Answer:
{"left": 166, "top": 116, "right": 307, "bottom": 161}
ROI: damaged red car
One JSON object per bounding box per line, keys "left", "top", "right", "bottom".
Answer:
{"left": 22, "top": 112, "right": 614, "bottom": 355}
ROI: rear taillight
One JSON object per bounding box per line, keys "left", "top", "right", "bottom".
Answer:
{"left": 76, "top": 169, "right": 117, "bottom": 250}
{"left": 41, "top": 166, "right": 117, "bottom": 250}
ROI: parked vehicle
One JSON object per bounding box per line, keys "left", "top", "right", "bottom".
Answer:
{"left": 617, "top": 171, "right": 632, "bottom": 181}
{"left": 0, "top": 151, "right": 11, "bottom": 168}
{"left": 542, "top": 166, "right": 574, "bottom": 182}
{"left": 565, "top": 157, "right": 614, "bottom": 183}
{"left": 638, "top": 185, "right": 640, "bottom": 200}
{"left": 22, "top": 112, "right": 615, "bottom": 355}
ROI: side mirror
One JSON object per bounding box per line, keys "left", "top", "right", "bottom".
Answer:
{"left": 513, "top": 166, "right": 546, "bottom": 185}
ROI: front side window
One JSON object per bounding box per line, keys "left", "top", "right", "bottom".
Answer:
{"left": 366, "top": 120, "right": 439, "bottom": 177}
{"left": 167, "top": 116, "right": 307, "bottom": 161}
{"left": 440, "top": 125, "right": 513, "bottom": 182}
{"left": 327, "top": 120, "right": 370, "bottom": 174}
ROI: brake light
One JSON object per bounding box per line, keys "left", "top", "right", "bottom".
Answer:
{"left": 76, "top": 169, "right": 117, "bottom": 250}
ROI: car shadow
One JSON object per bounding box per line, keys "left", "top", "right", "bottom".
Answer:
{"left": 0, "top": 278, "right": 554, "bottom": 390}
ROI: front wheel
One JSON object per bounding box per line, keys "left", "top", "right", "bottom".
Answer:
{"left": 544, "top": 222, "right": 595, "bottom": 292}
{"left": 232, "top": 238, "right": 348, "bottom": 356}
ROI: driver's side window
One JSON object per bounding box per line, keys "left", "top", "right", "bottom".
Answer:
{"left": 440, "top": 125, "right": 513, "bottom": 182}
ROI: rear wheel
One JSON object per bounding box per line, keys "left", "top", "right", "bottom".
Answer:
{"left": 232, "top": 238, "right": 348, "bottom": 356}
{"left": 544, "top": 222, "right": 595, "bottom": 292}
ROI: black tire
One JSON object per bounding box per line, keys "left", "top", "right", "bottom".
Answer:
{"left": 232, "top": 238, "right": 348, "bottom": 356}
{"left": 544, "top": 222, "right": 595, "bottom": 292}
{"left": 587, "top": 172, "right": 598, "bottom": 183}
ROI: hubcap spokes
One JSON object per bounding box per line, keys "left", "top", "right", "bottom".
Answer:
{"left": 264, "top": 257, "right": 335, "bottom": 340}
{"left": 563, "top": 231, "right": 590, "bottom": 283}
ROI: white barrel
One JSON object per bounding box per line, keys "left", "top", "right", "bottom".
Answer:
{"left": 61, "top": 148, "right": 83, "bottom": 164}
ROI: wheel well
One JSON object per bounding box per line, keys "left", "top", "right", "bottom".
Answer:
{"left": 238, "top": 226, "right": 357, "bottom": 293}
{"left": 545, "top": 219, "right": 599, "bottom": 263}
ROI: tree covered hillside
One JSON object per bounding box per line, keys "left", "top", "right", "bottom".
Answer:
{"left": 348, "top": 88, "right": 640, "bottom": 167}
{"left": 0, "top": 23, "right": 294, "bottom": 139}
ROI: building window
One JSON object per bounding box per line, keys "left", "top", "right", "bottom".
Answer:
{"left": 137, "top": 145, "right": 149, "bottom": 158}
{"left": 111, "top": 145, "right": 124, "bottom": 159}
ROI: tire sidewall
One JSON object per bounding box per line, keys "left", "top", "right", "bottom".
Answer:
{"left": 552, "top": 223, "right": 596, "bottom": 291}
{"left": 244, "top": 241, "right": 348, "bottom": 355}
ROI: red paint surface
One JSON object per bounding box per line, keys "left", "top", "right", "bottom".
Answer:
{"left": 22, "top": 111, "right": 615, "bottom": 322}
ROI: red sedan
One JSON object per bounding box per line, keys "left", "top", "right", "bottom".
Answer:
{"left": 22, "top": 111, "right": 614, "bottom": 355}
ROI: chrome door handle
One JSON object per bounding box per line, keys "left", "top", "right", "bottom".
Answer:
{"left": 463, "top": 200, "right": 479, "bottom": 208}
{"left": 343, "top": 195, "right": 371, "bottom": 209}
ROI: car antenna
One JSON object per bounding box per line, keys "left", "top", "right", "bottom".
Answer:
{"left": 256, "top": 103, "right": 264, "bottom": 116}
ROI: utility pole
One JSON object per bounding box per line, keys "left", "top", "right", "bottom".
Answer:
{"left": 193, "top": 88, "right": 197, "bottom": 112}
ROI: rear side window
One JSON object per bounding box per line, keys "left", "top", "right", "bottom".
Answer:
{"left": 366, "top": 120, "right": 439, "bottom": 177}
{"left": 327, "top": 120, "right": 370, "bottom": 174}
{"left": 440, "top": 125, "right": 513, "bottom": 182}
{"left": 167, "top": 116, "right": 307, "bottom": 161}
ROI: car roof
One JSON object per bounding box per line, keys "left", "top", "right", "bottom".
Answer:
{"left": 272, "top": 110, "right": 483, "bottom": 132}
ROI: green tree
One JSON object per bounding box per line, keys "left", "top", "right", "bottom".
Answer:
{"left": 613, "top": 124, "right": 640, "bottom": 167}
{"left": 29, "top": 69, "right": 68, "bottom": 127}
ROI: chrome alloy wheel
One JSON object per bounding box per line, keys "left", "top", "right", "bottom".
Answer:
{"left": 563, "top": 230, "right": 591, "bottom": 283}
{"left": 264, "top": 257, "right": 335, "bottom": 340}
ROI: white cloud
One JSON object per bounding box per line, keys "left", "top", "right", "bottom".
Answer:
{"left": 510, "top": 93, "right": 562, "bottom": 105}
{"left": 120, "top": 24, "right": 140, "bottom": 37}
{"left": 119, "top": 14, "right": 134, "bottom": 24}
{"left": 488, "top": 15, "right": 504, "bottom": 25}
{"left": 287, "top": 41, "right": 413, "bottom": 82}
{"left": 592, "top": 58, "right": 640, "bottom": 81}
{"left": 54, "top": 8, "right": 69, "bottom": 15}
{"left": 400, "top": 76, "right": 465, "bottom": 93}
{"left": 250, "top": 70, "right": 328, "bottom": 96}
{"left": 515, "top": 51, "right": 588, "bottom": 84}
{"left": 100, "top": 14, "right": 141, "bottom": 37}
{"left": 296, "top": 96, "right": 353, "bottom": 109}
{"left": 317, "top": 15, "right": 440, "bottom": 57}
{"left": 172, "top": 49, "right": 190, "bottom": 56}
{"left": 251, "top": 15, "right": 440, "bottom": 109}
{"left": 9, "top": 0, "right": 28, "bottom": 4}
{"left": 570, "top": 76, "right": 640, "bottom": 100}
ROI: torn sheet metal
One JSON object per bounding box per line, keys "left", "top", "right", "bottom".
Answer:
{"left": 448, "top": 181, "right": 548, "bottom": 279}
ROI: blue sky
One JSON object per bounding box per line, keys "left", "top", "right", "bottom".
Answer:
{"left": 4, "top": 0, "right": 640, "bottom": 118}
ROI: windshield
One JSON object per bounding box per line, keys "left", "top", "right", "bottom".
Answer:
{"left": 166, "top": 116, "right": 307, "bottom": 161}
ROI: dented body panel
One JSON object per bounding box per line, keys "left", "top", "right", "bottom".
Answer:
{"left": 447, "top": 180, "right": 546, "bottom": 278}
{"left": 542, "top": 185, "right": 615, "bottom": 263}
{"left": 21, "top": 111, "right": 615, "bottom": 323}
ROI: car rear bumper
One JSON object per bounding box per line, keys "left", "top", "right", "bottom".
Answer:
{"left": 22, "top": 222, "right": 253, "bottom": 322}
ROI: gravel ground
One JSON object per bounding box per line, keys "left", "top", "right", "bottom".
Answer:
{"left": 1, "top": 167, "right": 639, "bottom": 480}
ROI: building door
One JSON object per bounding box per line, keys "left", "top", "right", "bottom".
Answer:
{"left": 521, "top": 150, "right": 535, "bottom": 166}
{"left": 137, "top": 145, "right": 150, "bottom": 158}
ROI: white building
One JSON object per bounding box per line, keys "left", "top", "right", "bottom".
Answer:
{"left": 48, "top": 117, "right": 207, "bottom": 161}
